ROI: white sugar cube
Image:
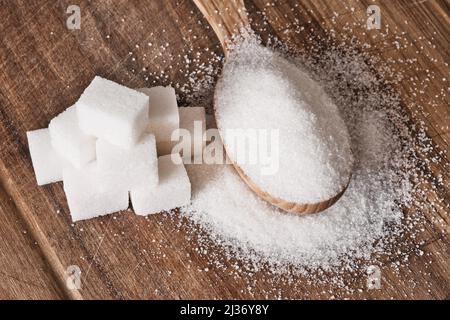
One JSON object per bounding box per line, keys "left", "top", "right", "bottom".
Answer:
{"left": 63, "top": 163, "right": 129, "bottom": 222}
{"left": 27, "top": 128, "right": 66, "bottom": 186}
{"left": 130, "top": 154, "right": 191, "bottom": 216}
{"left": 177, "top": 107, "right": 206, "bottom": 160}
{"left": 139, "top": 87, "right": 179, "bottom": 155}
{"left": 49, "top": 105, "right": 96, "bottom": 168}
{"left": 77, "top": 76, "right": 149, "bottom": 148}
{"left": 96, "top": 134, "right": 158, "bottom": 190}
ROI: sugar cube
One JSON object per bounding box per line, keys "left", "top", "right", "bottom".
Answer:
{"left": 177, "top": 107, "right": 206, "bottom": 160}
{"left": 139, "top": 87, "right": 179, "bottom": 155}
{"left": 63, "top": 163, "right": 129, "bottom": 222}
{"left": 96, "top": 134, "right": 158, "bottom": 190}
{"left": 130, "top": 154, "right": 191, "bottom": 216}
{"left": 27, "top": 128, "right": 66, "bottom": 186}
{"left": 49, "top": 105, "right": 96, "bottom": 168}
{"left": 77, "top": 76, "right": 149, "bottom": 148}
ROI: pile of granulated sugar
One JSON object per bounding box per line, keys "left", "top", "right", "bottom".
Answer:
{"left": 180, "top": 36, "right": 431, "bottom": 274}
{"left": 215, "top": 38, "right": 353, "bottom": 204}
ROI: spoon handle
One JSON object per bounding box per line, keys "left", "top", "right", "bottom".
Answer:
{"left": 193, "top": 0, "right": 250, "bottom": 54}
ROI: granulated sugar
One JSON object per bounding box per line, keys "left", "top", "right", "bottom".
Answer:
{"left": 180, "top": 36, "right": 430, "bottom": 274}
{"left": 215, "top": 38, "right": 353, "bottom": 204}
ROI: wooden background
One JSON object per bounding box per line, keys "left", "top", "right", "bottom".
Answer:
{"left": 0, "top": 0, "right": 449, "bottom": 299}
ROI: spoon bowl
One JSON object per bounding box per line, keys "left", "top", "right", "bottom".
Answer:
{"left": 194, "top": 0, "right": 351, "bottom": 215}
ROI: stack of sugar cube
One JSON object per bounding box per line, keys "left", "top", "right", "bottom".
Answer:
{"left": 27, "top": 76, "right": 206, "bottom": 222}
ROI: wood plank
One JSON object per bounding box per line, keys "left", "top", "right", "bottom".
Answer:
{"left": 0, "top": 0, "right": 448, "bottom": 299}
{"left": 0, "top": 183, "right": 64, "bottom": 299}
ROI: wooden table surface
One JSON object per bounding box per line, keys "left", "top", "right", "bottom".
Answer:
{"left": 0, "top": 0, "right": 449, "bottom": 299}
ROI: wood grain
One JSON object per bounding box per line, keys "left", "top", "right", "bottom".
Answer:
{"left": 0, "top": 181, "right": 63, "bottom": 299}
{"left": 0, "top": 0, "right": 448, "bottom": 299}
{"left": 193, "top": 0, "right": 249, "bottom": 53}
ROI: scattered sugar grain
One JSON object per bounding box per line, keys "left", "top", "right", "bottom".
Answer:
{"left": 179, "top": 36, "right": 430, "bottom": 276}
{"left": 183, "top": 161, "right": 403, "bottom": 271}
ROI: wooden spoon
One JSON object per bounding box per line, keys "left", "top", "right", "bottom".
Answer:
{"left": 193, "top": 0, "right": 351, "bottom": 215}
